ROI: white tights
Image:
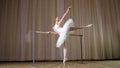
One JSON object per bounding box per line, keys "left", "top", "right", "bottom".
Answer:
{"left": 63, "top": 46, "right": 67, "bottom": 64}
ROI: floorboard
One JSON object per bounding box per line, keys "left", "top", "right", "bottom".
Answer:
{"left": 0, "top": 60, "right": 120, "bottom": 68}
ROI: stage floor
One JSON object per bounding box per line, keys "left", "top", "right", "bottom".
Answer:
{"left": 0, "top": 60, "right": 120, "bottom": 68}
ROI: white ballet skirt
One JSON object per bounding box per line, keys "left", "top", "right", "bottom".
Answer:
{"left": 53, "top": 19, "right": 74, "bottom": 48}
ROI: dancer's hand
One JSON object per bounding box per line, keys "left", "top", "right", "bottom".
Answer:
{"left": 47, "top": 31, "right": 51, "bottom": 34}
{"left": 68, "top": 6, "right": 72, "bottom": 10}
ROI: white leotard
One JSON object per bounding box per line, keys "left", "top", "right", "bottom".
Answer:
{"left": 53, "top": 24, "right": 62, "bottom": 35}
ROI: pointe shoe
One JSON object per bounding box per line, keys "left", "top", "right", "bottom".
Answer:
{"left": 63, "top": 58, "right": 67, "bottom": 64}
{"left": 86, "top": 24, "right": 93, "bottom": 27}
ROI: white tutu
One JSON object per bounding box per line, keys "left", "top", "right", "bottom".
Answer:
{"left": 53, "top": 19, "right": 74, "bottom": 48}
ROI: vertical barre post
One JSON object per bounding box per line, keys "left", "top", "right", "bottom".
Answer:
{"left": 80, "top": 35, "right": 83, "bottom": 64}
{"left": 70, "top": 34, "right": 84, "bottom": 64}
{"left": 32, "top": 32, "right": 35, "bottom": 66}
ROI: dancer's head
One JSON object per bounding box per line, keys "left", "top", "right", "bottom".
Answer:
{"left": 56, "top": 17, "right": 60, "bottom": 22}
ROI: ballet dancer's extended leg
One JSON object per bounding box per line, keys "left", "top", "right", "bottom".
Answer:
{"left": 69, "top": 24, "right": 93, "bottom": 31}
{"left": 63, "top": 44, "right": 67, "bottom": 64}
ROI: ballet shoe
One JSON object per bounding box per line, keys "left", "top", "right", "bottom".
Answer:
{"left": 86, "top": 24, "right": 93, "bottom": 27}
{"left": 63, "top": 58, "right": 68, "bottom": 64}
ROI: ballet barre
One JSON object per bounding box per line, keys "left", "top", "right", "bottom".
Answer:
{"left": 70, "top": 34, "right": 84, "bottom": 64}
{"left": 32, "top": 31, "right": 35, "bottom": 66}
{"left": 32, "top": 31, "right": 85, "bottom": 65}
{"left": 31, "top": 31, "right": 55, "bottom": 66}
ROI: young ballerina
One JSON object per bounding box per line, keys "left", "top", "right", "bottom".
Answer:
{"left": 49, "top": 6, "right": 92, "bottom": 64}
{"left": 52, "top": 6, "right": 73, "bottom": 64}
{"left": 35, "top": 6, "right": 93, "bottom": 64}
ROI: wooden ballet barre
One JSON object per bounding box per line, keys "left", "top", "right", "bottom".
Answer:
{"left": 70, "top": 34, "right": 83, "bottom": 36}
{"left": 70, "top": 34, "right": 84, "bottom": 64}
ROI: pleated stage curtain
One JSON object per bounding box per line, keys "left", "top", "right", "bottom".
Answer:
{"left": 0, "top": 0, "right": 120, "bottom": 61}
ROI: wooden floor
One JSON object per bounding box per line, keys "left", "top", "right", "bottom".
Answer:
{"left": 0, "top": 60, "right": 120, "bottom": 68}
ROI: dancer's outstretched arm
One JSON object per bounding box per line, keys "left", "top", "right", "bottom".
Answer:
{"left": 35, "top": 31, "right": 57, "bottom": 34}
{"left": 57, "top": 6, "right": 71, "bottom": 25}
{"left": 70, "top": 24, "right": 93, "bottom": 31}
{"left": 48, "top": 31, "right": 57, "bottom": 34}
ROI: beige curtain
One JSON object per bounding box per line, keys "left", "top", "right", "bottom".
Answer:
{"left": 0, "top": 0, "right": 120, "bottom": 61}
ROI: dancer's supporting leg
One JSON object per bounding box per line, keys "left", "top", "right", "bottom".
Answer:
{"left": 63, "top": 43, "right": 67, "bottom": 64}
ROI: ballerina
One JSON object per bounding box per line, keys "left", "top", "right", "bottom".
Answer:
{"left": 35, "top": 6, "right": 93, "bottom": 64}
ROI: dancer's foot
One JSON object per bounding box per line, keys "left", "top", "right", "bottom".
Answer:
{"left": 86, "top": 24, "right": 93, "bottom": 27}
{"left": 63, "top": 58, "right": 67, "bottom": 64}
